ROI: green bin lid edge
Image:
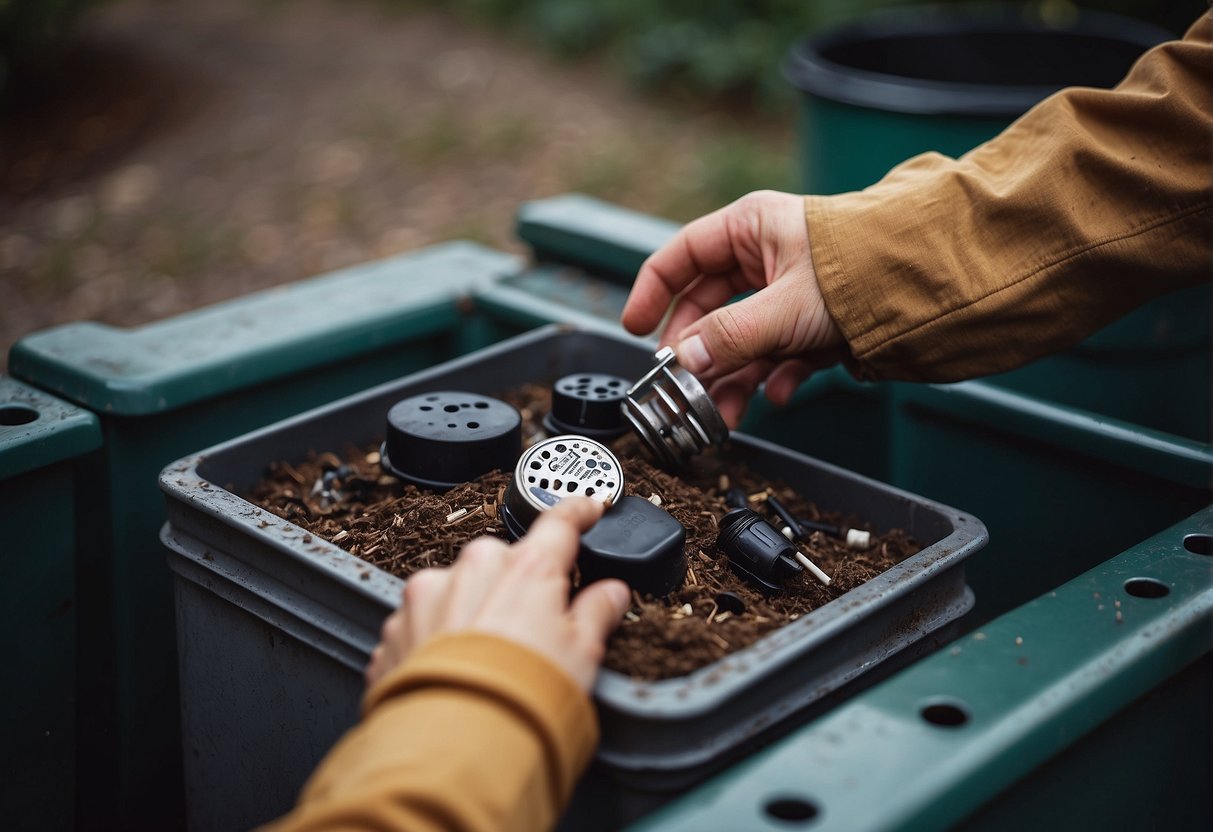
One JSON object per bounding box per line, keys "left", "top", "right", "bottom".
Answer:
{"left": 9, "top": 242, "right": 521, "bottom": 417}
{"left": 517, "top": 193, "right": 678, "bottom": 284}
{"left": 0, "top": 376, "right": 102, "bottom": 480}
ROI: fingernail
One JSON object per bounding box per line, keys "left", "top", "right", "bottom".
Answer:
{"left": 678, "top": 335, "right": 712, "bottom": 375}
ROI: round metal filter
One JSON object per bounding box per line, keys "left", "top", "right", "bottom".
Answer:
{"left": 381, "top": 391, "right": 521, "bottom": 490}
{"left": 543, "top": 372, "right": 630, "bottom": 440}
{"left": 500, "top": 435, "right": 624, "bottom": 539}
{"left": 623, "top": 346, "right": 728, "bottom": 469}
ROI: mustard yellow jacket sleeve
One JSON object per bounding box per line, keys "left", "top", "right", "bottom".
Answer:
{"left": 809, "top": 14, "right": 1212, "bottom": 382}
{"left": 261, "top": 632, "right": 599, "bottom": 832}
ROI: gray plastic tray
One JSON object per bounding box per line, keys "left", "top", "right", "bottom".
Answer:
{"left": 159, "top": 326, "right": 986, "bottom": 830}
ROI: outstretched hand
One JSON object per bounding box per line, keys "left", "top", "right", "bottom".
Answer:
{"left": 621, "top": 190, "right": 845, "bottom": 427}
{"left": 366, "top": 497, "right": 632, "bottom": 693}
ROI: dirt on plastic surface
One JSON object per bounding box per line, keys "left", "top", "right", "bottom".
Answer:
{"left": 246, "top": 384, "right": 919, "bottom": 680}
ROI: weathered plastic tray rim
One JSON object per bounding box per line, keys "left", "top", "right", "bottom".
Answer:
{"left": 158, "top": 325, "right": 986, "bottom": 713}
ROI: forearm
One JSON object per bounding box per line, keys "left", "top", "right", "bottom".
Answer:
{"left": 809, "top": 14, "right": 1212, "bottom": 382}
{"left": 263, "top": 633, "right": 598, "bottom": 832}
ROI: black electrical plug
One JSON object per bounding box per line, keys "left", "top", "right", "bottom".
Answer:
{"left": 716, "top": 507, "right": 803, "bottom": 595}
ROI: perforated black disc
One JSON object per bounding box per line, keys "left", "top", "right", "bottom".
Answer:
{"left": 381, "top": 391, "right": 521, "bottom": 490}
{"left": 544, "top": 373, "right": 630, "bottom": 440}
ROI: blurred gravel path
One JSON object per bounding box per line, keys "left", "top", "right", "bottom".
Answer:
{"left": 0, "top": 0, "right": 790, "bottom": 368}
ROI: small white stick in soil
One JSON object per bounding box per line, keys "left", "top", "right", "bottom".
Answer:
{"left": 648, "top": 493, "right": 662, "bottom": 506}
{"left": 365, "top": 451, "right": 381, "bottom": 465}
{"left": 718, "top": 474, "right": 729, "bottom": 491}
{"left": 332, "top": 530, "right": 349, "bottom": 543}
{"left": 747, "top": 489, "right": 769, "bottom": 503}
{"left": 792, "top": 549, "right": 832, "bottom": 586}
{"left": 445, "top": 508, "right": 468, "bottom": 523}
{"left": 624, "top": 611, "right": 640, "bottom": 622}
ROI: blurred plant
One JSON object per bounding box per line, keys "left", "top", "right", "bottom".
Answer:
{"left": 431, "top": 0, "right": 1193, "bottom": 110}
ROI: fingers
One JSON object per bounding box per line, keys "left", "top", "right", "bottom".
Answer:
{"left": 621, "top": 203, "right": 743, "bottom": 336}
{"left": 514, "top": 496, "right": 604, "bottom": 574}
{"left": 674, "top": 283, "right": 802, "bottom": 381}
{"left": 708, "top": 360, "right": 773, "bottom": 429}
{"left": 401, "top": 567, "right": 453, "bottom": 647}
{"left": 659, "top": 269, "right": 747, "bottom": 349}
{"left": 443, "top": 537, "right": 511, "bottom": 629}
{"left": 570, "top": 579, "right": 632, "bottom": 646}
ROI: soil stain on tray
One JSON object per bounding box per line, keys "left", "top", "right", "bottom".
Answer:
{"left": 246, "top": 384, "right": 919, "bottom": 680}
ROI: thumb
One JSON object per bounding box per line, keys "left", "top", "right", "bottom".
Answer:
{"left": 569, "top": 579, "right": 632, "bottom": 645}
{"left": 674, "top": 284, "right": 804, "bottom": 381}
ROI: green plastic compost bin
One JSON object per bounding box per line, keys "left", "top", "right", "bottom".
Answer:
{"left": 0, "top": 377, "right": 101, "bottom": 831}
{"left": 8, "top": 242, "right": 519, "bottom": 830}
{"left": 633, "top": 504, "right": 1213, "bottom": 832}
{"left": 783, "top": 5, "right": 1170, "bottom": 196}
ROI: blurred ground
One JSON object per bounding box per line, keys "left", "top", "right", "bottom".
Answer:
{"left": 0, "top": 0, "right": 793, "bottom": 369}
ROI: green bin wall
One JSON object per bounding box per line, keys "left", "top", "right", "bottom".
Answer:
{"left": 890, "top": 381, "right": 1212, "bottom": 625}
{"left": 0, "top": 377, "right": 101, "bottom": 831}
{"left": 8, "top": 242, "right": 520, "bottom": 830}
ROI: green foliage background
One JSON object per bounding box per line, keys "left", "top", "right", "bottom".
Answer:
{"left": 436, "top": 0, "right": 1194, "bottom": 109}
{"left": 2, "top": 0, "right": 1194, "bottom": 103}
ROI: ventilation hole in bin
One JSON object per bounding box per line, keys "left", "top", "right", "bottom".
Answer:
{"left": 0, "top": 406, "right": 38, "bottom": 426}
{"left": 1183, "top": 534, "right": 1212, "bottom": 556}
{"left": 1124, "top": 578, "right": 1169, "bottom": 598}
{"left": 921, "top": 701, "right": 970, "bottom": 727}
{"left": 764, "top": 797, "right": 819, "bottom": 823}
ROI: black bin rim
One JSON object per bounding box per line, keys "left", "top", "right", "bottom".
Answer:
{"left": 783, "top": 5, "right": 1172, "bottom": 117}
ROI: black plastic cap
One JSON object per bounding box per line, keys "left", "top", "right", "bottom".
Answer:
{"left": 381, "top": 392, "right": 521, "bottom": 490}
{"left": 717, "top": 507, "right": 803, "bottom": 595}
{"left": 544, "top": 373, "right": 630, "bottom": 440}
{"left": 579, "top": 495, "right": 686, "bottom": 597}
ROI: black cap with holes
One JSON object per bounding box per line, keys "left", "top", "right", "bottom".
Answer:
{"left": 544, "top": 373, "right": 631, "bottom": 440}
{"left": 381, "top": 392, "right": 521, "bottom": 490}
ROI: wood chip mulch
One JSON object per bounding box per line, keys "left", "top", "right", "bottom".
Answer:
{"left": 246, "top": 384, "right": 919, "bottom": 680}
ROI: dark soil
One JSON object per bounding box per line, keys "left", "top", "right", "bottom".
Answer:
{"left": 247, "top": 384, "right": 919, "bottom": 680}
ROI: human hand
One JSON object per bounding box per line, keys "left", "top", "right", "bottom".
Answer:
{"left": 621, "top": 190, "right": 845, "bottom": 427}
{"left": 365, "top": 497, "right": 631, "bottom": 692}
